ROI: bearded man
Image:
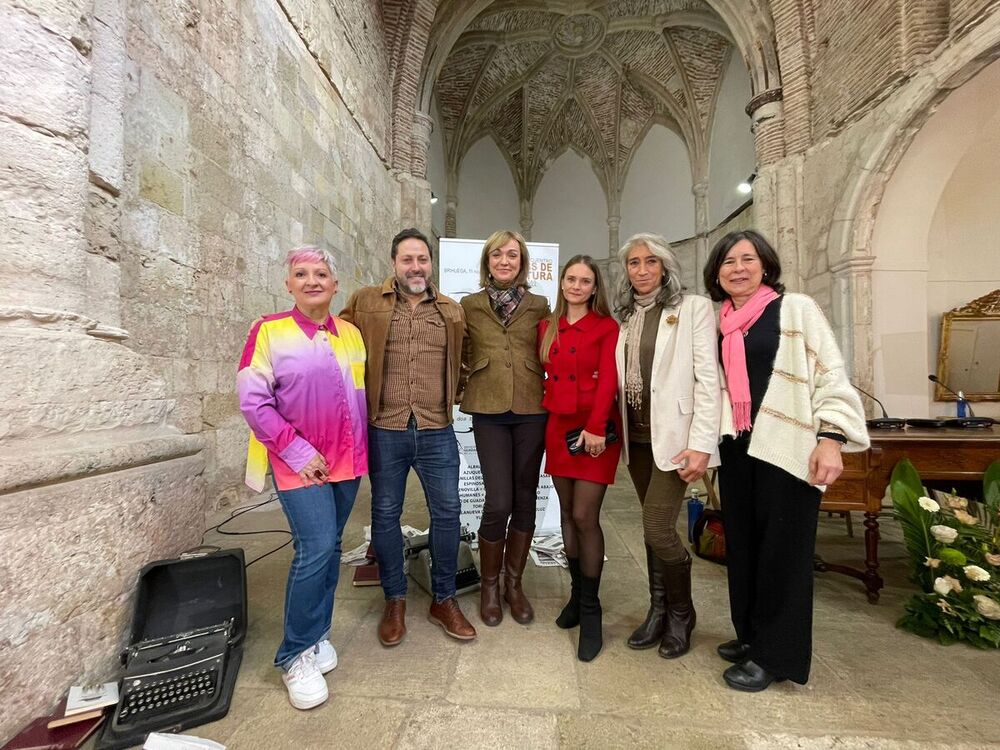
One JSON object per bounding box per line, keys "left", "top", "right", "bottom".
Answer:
{"left": 341, "top": 228, "right": 475, "bottom": 646}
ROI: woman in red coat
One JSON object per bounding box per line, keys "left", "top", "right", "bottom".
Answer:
{"left": 538, "top": 254, "right": 621, "bottom": 662}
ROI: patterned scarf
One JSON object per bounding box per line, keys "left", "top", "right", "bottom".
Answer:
{"left": 486, "top": 282, "right": 524, "bottom": 326}
{"left": 623, "top": 290, "right": 660, "bottom": 409}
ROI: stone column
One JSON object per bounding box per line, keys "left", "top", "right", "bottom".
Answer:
{"left": 520, "top": 197, "right": 533, "bottom": 240}
{"left": 607, "top": 213, "right": 620, "bottom": 257}
{"left": 746, "top": 89, "right": 785, "bottom": 168}
{"left": 445, "top": 191, "right": 458, "bottom": 238}
{"left": 692, "top": 180, "right": 709, "bottom": 294}
{"left": 410, "top": 111, "right": 434, "bottom": 181}
{"left": 830, "top": 255, "right": 876, "bottom": 408}
{"left": 397, "top": 111, "right": 434, "bottom": 234}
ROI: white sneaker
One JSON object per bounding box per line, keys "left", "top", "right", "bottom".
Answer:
{"left": 314, "top": 639, "right": 338, "bottom": 674}
{"left": 282, "top": 649, "right": 329, "bottom": 710}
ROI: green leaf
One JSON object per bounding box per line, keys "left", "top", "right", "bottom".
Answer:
{"left": 891, "top": 459, "right": 925, "bottom": 501}
{"left": 984, "top": 460, "right": 1000, "bottom": 514}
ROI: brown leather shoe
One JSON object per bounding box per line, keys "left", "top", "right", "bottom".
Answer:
{"left": 378, "top": 599, "right": 406, "bottom": 647}
{"left": 428, "top": 597, "right": 477, "bottom": 640}
{"left": 478, "top": 536, "right": 505, "bottom": 626}
{"left": 503, "top": 527, "right": 535, "bottom": 624}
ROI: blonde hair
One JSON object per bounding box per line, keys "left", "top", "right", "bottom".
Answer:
{"left": 539, "top": 255, "right": 612, "bottom": 363}
{"left": 479, "top": 230, "right": 530, "bottom": 288}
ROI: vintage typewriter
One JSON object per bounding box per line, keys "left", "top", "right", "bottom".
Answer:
{"left": 97, "top": 549, "right": 246, "bottom": 750}
{"left": 405, "top": 526, "right": 480, "bottom": 594}
{"left": 112, "top": 621, "right": 232, "bottom": 731}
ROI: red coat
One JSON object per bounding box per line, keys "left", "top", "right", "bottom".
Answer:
{"left": 538, "top": 312, "right": 620, "bottom": 436}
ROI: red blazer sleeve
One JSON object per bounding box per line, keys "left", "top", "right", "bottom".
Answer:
{"left": 585, "top": 318, "right": 619, "bottom": 435}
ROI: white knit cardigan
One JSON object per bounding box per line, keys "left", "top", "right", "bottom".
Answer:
{"left": 719, "top": 293, "right": 869, "bottom": 490}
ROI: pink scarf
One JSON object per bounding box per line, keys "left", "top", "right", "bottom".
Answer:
{"left": 719, "top": 285, "right": 780, "bottom": 433}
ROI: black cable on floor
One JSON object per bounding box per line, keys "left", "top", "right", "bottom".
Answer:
{"left": 201, "top": 494, "right": 292, "bottom": 567}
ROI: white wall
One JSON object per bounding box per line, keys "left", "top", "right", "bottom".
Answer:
{"left": 708, "top": 52, "right": 756, "bottom": 224}
{"left": 531, "top": 149, "right": 609, "bottom": 262}
{"left": 619, "top": 124, "right": 695, "bottom": 244}
{"left": 456, "top": 136, "right": 520, "bottom": 240}
{"left": 870, "top": 58, "right": 1000, "bottom": 418}
{"left": 427, "top": 97, "right": 447, "bottom": 237}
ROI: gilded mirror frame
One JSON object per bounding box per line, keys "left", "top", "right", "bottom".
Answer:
{"left": 935, "top": 289, "right": 1000, "bottom": 402}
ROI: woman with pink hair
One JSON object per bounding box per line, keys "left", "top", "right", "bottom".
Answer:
{"left": 237, "top": 246, "right": 367, "bottom": 710}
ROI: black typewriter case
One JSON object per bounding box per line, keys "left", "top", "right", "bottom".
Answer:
{"left": 96, "top": 548, "right": 247, "bottom": 749}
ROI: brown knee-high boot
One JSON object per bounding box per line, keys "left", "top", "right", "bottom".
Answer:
{"left": 659, "top": 553, "right": 696, "bottom": 659}
{"left": 627, "top": 545, "right": 668, "bottom": 649}
{"left": 478, "top": 536, "right": 505, "bottom": 626}
{"left": 503, "top": 527, "right": 535, "bottom": 624}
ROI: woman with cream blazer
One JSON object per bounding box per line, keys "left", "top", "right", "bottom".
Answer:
{"left": 614, "top": 233, "right": 722, "bottom": 660}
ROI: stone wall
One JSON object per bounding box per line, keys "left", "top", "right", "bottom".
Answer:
{"left": 121, "top": 0, "right": 401, "bottom": 507}
{"left": 753, "top": 1, "right": 1000, "bottom": 392}
{"left": 0, "top": 0, "right": 408, "bottom": 740}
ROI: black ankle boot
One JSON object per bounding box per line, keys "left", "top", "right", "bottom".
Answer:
{"left": 627, "top": 546, "right": 667, "bottom": 649}
{"left": 556, "top": 557, "right": 581, "bottom": 629}
{"left": 658, "top": 554, "right": 695, "bottom": 659}
{"left": 723, "top": 660, "right": 783, "bottom": 692}
{"left": 717, "top": 639, "right": 750, "bottom": 663}
{"left": 577, "top": 574, "right": 603, "bottom": 662}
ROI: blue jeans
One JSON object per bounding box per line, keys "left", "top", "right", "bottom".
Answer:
{"left": 368, "top": 422, "right": 461, "bottom": 602}
{"left": 273, "top": 477, "right": 360, "bottom": 669}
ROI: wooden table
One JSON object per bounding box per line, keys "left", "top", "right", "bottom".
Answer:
{"left": 819, "top": 425, "right": 1000, "bottom": 603}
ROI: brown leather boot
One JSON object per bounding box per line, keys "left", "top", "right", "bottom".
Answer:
{"left": 378, "top": 599, "right": 406, "bottom": 647}
{"left": 659, "top": 554, "right": 696, "bottom": 659}
{"left": 478, "top": 536, "right": 505, "bottom": 626}
{"left": 428, "top": 597, "right": 477, "bottom": 640}
{"left": 503, "top": 527, "right": 535, "bottom": 624}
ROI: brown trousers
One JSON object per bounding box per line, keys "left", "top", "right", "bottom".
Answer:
{"left": 626, "top": 442, "right": 689, "bottom": 563}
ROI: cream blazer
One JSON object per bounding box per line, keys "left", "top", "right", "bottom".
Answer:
{"left": 616, "top": 294, "right": 722, "bottom": 471}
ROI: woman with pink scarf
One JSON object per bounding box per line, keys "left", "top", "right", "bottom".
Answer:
{"left": 703, "top": 230, "right": 867, "bottom": 692}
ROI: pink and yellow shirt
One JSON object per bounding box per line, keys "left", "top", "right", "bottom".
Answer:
{"left": 238, "top": 307, "right": 368, "bottom": 492}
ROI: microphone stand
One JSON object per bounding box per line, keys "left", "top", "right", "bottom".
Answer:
{"left": 928, "top": 375, "right": 995, "bottom": 426}
{"left": 851, "top": 383, "right": 905, "bottom": 429}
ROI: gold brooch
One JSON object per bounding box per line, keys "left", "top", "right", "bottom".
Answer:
{"left": 665, "top": 314, "right": 678, "bottom": 325}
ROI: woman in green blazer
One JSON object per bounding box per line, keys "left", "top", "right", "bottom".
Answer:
{"left": 461, "top": 230, "right": 550, "bottom": 627}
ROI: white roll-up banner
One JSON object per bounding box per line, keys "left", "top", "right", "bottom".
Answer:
{"left": 438, "top": 238, "right": 562, "bottom": 534}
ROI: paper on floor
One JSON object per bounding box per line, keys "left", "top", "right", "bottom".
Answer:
{"left": 143, "top": 732, "right": 225, "bottom": 750}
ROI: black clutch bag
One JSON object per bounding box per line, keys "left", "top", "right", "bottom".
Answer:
{"left": 566, "top": 420, "right": 619, "bottom": 455}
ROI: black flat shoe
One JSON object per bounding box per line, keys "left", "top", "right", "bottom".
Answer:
{"left": 717, "top": 639, "right": 751, "bottom": 663}
{"left": 723, "top": 660, "right": 783, "bottom": 692}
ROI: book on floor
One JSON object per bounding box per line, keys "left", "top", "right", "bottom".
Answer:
{"left": 352, "top": 544, "right": 379, "bottom": 586}
{"left": 45, "top": 697, "right": 104, "bottom": 729}
{"left": 1, "top": 712, "right": 104, "bottom": 750}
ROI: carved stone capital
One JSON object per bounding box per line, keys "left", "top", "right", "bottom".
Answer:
{"left": 746, "top": 88, "right": 784, "bottom": 118}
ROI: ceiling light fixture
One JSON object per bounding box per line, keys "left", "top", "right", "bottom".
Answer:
{"left": 736, "top": 170, "right": 757, "bottom": 195}
{"left": 430, "top": 192, "right": 439, "bottom": 204}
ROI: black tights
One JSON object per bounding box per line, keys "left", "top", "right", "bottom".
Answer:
{"left": 552, "top": 476, "right": 608, "bottom": 578}
{"left": 474, "top": 418, "right": 546, "bottom": 543}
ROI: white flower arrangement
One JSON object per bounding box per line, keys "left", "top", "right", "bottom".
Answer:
{"left": 891, "top": 458, "right": 1000, "bottom": 649}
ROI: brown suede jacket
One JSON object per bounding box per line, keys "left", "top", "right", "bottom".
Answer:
{"left": 459, "top": 289, "right": 549, "bottom": 415}
{"left": 340, "top": 277, "right": 466, "bottom": 423}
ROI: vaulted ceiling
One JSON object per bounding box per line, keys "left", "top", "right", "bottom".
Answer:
{"left": 433, "top": 0, "right": 735, "bottom": 203}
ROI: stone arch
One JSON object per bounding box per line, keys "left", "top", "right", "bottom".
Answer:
{"left": 823, "top": 16, "right": 1000, "bottom": 391}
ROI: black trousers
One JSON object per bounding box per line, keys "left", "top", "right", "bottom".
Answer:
{"left": 718, "top": 436, "right": 821, "bottom": 684}
{"left": 473, "top": 418, "right": 547, "bottom": 542}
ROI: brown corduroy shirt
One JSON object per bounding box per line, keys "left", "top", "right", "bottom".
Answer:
{"left": 375, "top": 291, "right": 449, "bottom": 429}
